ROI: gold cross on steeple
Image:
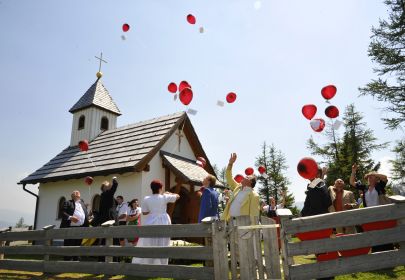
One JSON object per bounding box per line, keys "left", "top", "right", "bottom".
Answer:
{"left": 95, "top": 52, "right": 108, "bottom": 79}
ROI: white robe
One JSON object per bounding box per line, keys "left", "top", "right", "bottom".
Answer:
{"left": 132, "top": 193, "right": 177, "bottom": 265}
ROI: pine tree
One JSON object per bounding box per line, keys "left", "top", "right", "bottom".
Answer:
{"left": 359, "top": 0, "right": 405, "bottom": 130}
{"left": 390, "top": 139, "right": 405, "bottom": 183}
{"left": 307, "top": 104, "right": 387, "bottom": 188}
{"left": 15, "top": 217, "right": 26, "bottom": 228}
{"left": 255, "top": 142, "right": 299, "bottom": 215}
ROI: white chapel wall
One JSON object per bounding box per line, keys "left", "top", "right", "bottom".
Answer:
{"left": 36, "top": 172, "right": 141, "bottom": 229}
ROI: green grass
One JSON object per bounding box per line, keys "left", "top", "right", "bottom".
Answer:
{"left": 0, "top": 270, "right": 180, "bottom": 280}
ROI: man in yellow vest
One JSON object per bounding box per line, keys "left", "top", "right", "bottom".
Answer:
{"left": 222, "top": 153, "right": 260, "bottom": 221}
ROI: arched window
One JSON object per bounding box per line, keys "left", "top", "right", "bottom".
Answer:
{"left": 78, "top": 115, "right": 85, "bottom": 130}
{"left": 100, "top": 117, "right": 109, "bottom": 130}
{"left": 57, "top": 197, "right": 66, "bottom": 220}
{"left": 92, "top": 194, "right": 101, "bottom": 213}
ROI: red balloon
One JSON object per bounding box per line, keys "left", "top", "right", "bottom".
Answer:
{"left": 310, "top": 118, "right": 326, "bottom": 132}
{"left": 179, "top": 88, "right": 193, "bottom": 105}
{"left": 245, "top": 167, "right": 254, "bottom": 176}
{"left": 234, "top": 174, "right": 244, "bottom": 183}
{"left": 196, "top": 156, "right": 206, "bottom": 168}
{"left": 78, "top": 140, "right": 89, "bottom": 152}
{"left": 297, "top": 157, "right": 319, "bottom": 179}
{"left": 325, "top": 105, "right": 339, "bottom": 119}
{"left": 226, "top": 92, "right": 237, "bottom": 103}
{"left": 321, "top": 85, "right": 337, "bottom": 100}
{"left": 85, "top": 176, "right": 94, "bottom": 186}
{"left": 258, "top": 166, "right": 266, "bottom": 174}
{"left": 122, "top": 23, "right": 130, "bottom": 32}
{"left": 302, "top": 104, "right": 317, "bottom": 120}
{"left": 168, "top": 82, "right": 177, "bottom": 93}
{"left": 179, "top": 81, "right": 191, "bottom": 92}
{"left": 187, "top": 14, "right": 196, "bottom": 24}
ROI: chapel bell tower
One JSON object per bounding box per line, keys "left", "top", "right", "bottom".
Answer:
{"left": 69, "top": 67, "right": 121, "bottom": 147}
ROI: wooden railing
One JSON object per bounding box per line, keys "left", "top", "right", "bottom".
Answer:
{"left": 278, "top": 195, "right": 405, "bottom": 280}
{"left": 0, "top": 222, "right": 229, "bottom": 280}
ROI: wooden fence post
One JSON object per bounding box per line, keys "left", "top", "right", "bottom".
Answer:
{"left": 0, "top": 227, "right": 11, "bottom": 260}
{"left": 0, "top": 240, "right": 4, "bottom": 260}
{"left": 105, "top": 237, "right": 113, "bottom": 263}
{"left": 277, "top": 209, "right": 293, "bottom": 280}
{"left": 212, "top": 221, "right": 229, "bottom": 280}
{"left": 390, "top": 195, "right": 405, "bottom": 250}
{"left": 261, "top": 217, "right": 282, "bottom": 279}
{"left": 237, "top": 216, "right": 255, "bottom": 280}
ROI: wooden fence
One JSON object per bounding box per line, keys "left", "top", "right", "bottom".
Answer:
{"left": 278, "top": 195, "right": 405, "bottom": 280}
{"left": 1, "top": 196, "right": 405, "bottom": 279}
{"left": 0, "top": 222, "right": 226, "bottom": 279}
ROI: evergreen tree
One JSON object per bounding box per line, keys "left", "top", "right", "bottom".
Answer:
{"left": 255, "top": 142, "right": 299, "bottom": 215}
{"left": 390, "top": 139, "right": 405, "bottom": 183}
{"left": 15, "top": 217, "right": 26, "bottom": 228}
{"left": 307, "top": 104, "right": 387, "bottom": 187}
{"left": 359, "top": 0, "right": 405, "bottom": 130}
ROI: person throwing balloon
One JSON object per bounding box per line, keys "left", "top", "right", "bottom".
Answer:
{"left": 301, "top": 166, "right": 332, "bottom": 217}
{"left": 222, "top": 153, "right": 260, "bottom": 221}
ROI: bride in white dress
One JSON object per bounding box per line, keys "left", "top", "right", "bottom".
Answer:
{"left": 132, "top": 179, "right": 180, "bottom": 265}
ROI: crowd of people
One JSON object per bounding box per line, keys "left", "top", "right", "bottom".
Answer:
{"left": 60, "top": 152, "right": 393, "bottom": 264}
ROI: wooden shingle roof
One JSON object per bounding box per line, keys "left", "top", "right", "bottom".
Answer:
{"left": 69, "top": 79, "right": 121, "bottom": 115}
{"left": 161, "top": 151, "right": 223, "bottom": 188}
{"left": 20, "top": 112, "right": 188, "bottom": 184}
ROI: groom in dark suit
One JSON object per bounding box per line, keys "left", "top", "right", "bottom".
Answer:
{"left": 60, "top": 190, "right": 89, "bottom": 260}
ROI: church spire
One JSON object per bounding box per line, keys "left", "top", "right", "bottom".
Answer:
{"left": 69, "top": 54, "right": 121, "bottom": 146}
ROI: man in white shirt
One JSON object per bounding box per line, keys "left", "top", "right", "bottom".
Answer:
{"left": 60, "top": 190, "right": 89, "bottom": 260}
{"left": 116, "top": 195, "right": 129, "bottom": 246}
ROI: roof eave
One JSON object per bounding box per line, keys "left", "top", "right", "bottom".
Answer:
{"left": 69, "top": 104, "right": 122, "bottom": 116}
{"left": 19, "top": 166, "right": 136, "bottom": 185}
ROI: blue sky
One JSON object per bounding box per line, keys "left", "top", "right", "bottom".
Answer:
{"left": 0, "top": 0, "right": 403, "bottom": 224}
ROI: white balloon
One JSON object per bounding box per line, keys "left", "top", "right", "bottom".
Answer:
{"left": 217, "top": 100, "right": 225, "bottom": 107}
{"left": 199, "top": 26, "right": 204, "bottom": 33}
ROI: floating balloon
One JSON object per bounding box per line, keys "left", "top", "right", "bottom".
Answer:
{"left": 302, "top": 104, "right": 317, "bottom": 120}
{"left": 258, "top": 166, "right": 266, "bottom": 174}
{"left": 310, "top": 118, "right": 326, "bottom": 132}
{"left": 226, "top": 92, "right": 237, "bottom": 103}
{"left": 187, "top": 14, "right": 196, "bottom": 24}
{"left": 297, "top": 157, "right": 319, "bottom": 179}
{"left": 179, "top": 81, "right": 192, "bottom": 92}
{"left": 217, "top": 100, "right": 225, "bottom": 107}
{"left": 196, "top": 156, "right": 206, "bottom": 168}
{"left": 179, "top": 88, "right": 193, "bottom": 105}
{"left": 78, "top": 140, "right": 89, "bottom": 152}
{"left": 168, "top": 82, "right": 177, "bottom": 93}
{"left": 325, "top": 105, "right": 339, "bottom": 119}
{"left": 122, "top": 23, "right": 130, "bottom": 32}
{"left": 245, "top": 167, "right": 254, "bottom": 176}
{"left": 321, "top": 85, "right": 337, "bottom": 100}
{"left": 333, "top": 120, "right": 343, "bottom": 130}
{"left": 187, "top": 108, "right": 198, "bottom": 116}
{"left": 234, "top": 174, "right": 244, "bottom": 183}
{"left": 85, "top": 176, "right": 94, "bottom": 185}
